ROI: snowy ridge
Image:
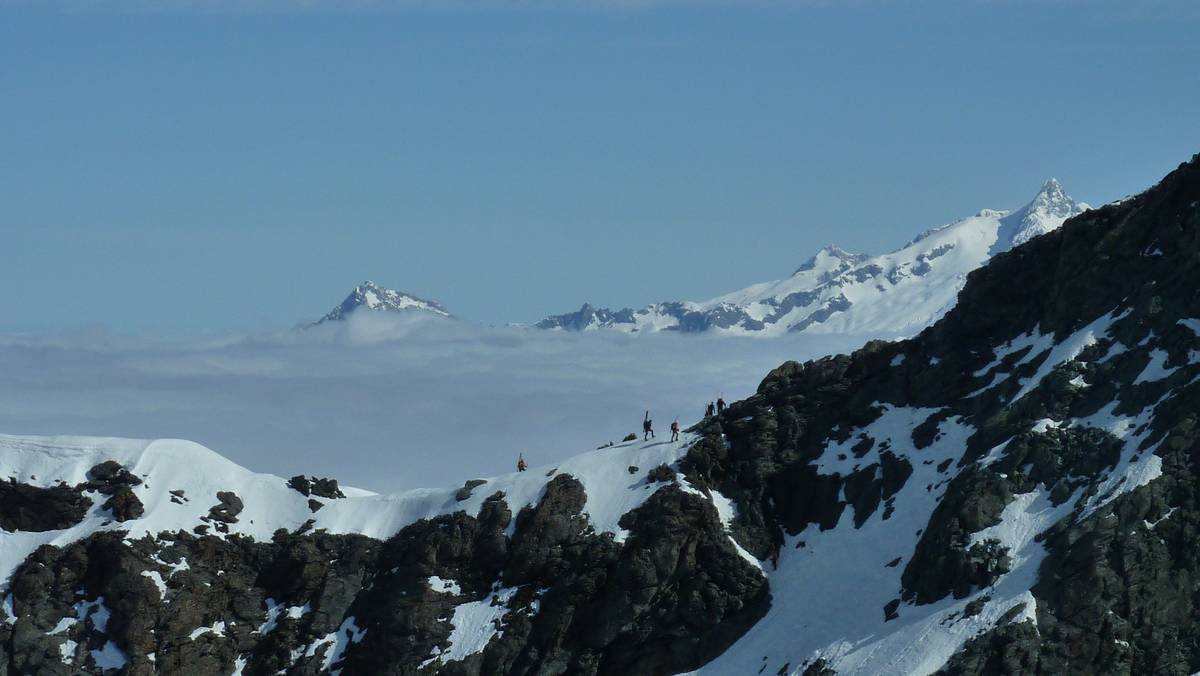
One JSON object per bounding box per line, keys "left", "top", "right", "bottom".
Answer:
{"left": 312, "top": 281, "right": 452, "bottom": 325}
{"left": 537, "top": 181, "right": 1088, "bottom": 336}
{"left": 0, "top": 432, "right": 701, "bottom": 595}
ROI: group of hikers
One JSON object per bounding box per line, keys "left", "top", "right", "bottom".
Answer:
{"left": 512, "top": 394, "right": 787, "bottom": 572}
{"left": 517, "top": 395, "right": 730, "bottom": 472}
{"left": 640, "top": 410, "right": 681, "bottom": 442}
{"left": 704, "top": 396, "right": 727, "bottom": 419}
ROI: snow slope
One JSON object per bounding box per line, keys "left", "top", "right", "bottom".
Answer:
{"left": 685, "top": 306, "right": 1176, "bottom": 676}
{"left": 537, "top": 180, "right": 1088, "bottom": 336}
{"left": 0, "top": 432, "right": 700, "bottom": 596}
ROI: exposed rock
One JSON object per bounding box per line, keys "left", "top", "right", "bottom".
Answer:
{"left": 287, "top": 475, "right": 345, "bottom": 499}
{"left": 85, "top": 461, "right": 142, "bottom": 494}
{"left": 206, "top": 491, "right": 243, "bottom": 524}
{"left": 0, "top": 481, "right": 91, "bottom": 532}
{"left": 646, "top": 464, "right": 677, "bottom": 483}
{"left": 455, "top": 479, "right": 488, "bottom": 502}
{"left": 102, "top": 485, "right": 144, "bottom": 522}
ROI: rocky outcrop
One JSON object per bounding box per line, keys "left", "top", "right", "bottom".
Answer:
{"left": 2, "top": 472, "right": 765, "bottom": 675}
{"left": 102, "top": 486, "right": 144, "bottom": 523}
{"left": 678, "top": 153, "right": 1200, "bottom": 672}
{"left": 0, "top": 481, "right": 91, "bottom": 532}
{"left": 287, "top": 475, "right": 345, "bottom": 500}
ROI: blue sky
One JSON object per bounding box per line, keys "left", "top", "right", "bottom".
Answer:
{"left": 2, "top": 0, "right": 1198, "bottom": 332}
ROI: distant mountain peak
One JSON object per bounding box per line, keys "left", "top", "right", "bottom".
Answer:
{"left": 314, "top": 281, "right": 452, "bottom": 325}
{"left": 1000, "top": 178, "right": 1090, "bottom": 251}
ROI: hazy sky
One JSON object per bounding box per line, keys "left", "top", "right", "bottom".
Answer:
{"left": 3, "top": 0, "right": 1199, "bottom": 332}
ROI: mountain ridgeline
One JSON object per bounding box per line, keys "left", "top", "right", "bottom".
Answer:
{"left": 537, "top": 179, "right": 1088, "bottom": 336}
{"left": 2, "top": 154, "right": 1200, "bottom": 676}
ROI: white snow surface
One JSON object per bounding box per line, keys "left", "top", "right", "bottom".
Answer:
{"left": 423, "top": 587, "right": 519, "bottom": 668}
{"left": 316, "top": 281, "right": 452, "bottom": 323}
{"left": 428, "top": 576, "right": 462, "bottom": 596}
{"left": 542, "top": 180, "right": 1087, "bottom": 337}
{"left": 0, "top": 432, "right": 699, "bottom": 592}
{"left": 686, "top": 398, "right": 1164, "bottom": 676}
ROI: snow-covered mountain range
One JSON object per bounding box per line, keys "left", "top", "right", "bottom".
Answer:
{"left": 537, "top": 179, "right": 1088, "bottom": 336}
{"left": 312, "top": 281, "right": 452, "bottom": 325}
{"left": 3, "top": 154, "right": 1200, "bottom": 675}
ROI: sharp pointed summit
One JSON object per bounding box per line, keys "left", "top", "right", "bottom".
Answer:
{"left": 996, "top": 178, "right": 1090, "bottom": 252}
{"left": 313, "top": 281, "right": 452, "bottom": 325}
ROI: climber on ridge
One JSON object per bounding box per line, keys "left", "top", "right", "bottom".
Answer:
{"left": 670, "top": 419, "right": 680, "bottom": 442}
{"left": 517, "top": 454, "right": 528, "bottom": 472}
{"left": 643, "top": 411, "right": 655, "bottom": 440}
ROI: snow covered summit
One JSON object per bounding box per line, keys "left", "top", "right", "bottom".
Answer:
{"left": 313, "top": 281, "right": 452, "bottom": 325}
{"left": 995, "top": 178, "right": 1087, "bottom": 251}
{"left": 536, "top": 180, "right": 1089, "bottom": 336}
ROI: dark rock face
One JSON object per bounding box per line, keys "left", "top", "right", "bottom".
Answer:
{"left": 86, "top": 461, "right": 143, "bottom": 494}
{"left": 206, "top": 491, "right": 243, "bottom": 525}
{"left": 0, "top": 481, "right": 91, "bottom": 532}
{"left": 646, "top": 464, "right": 677, "bottom": 483}
{"left": 678, "top": 154, "right": 1200, "bottom": 670}
{"left": 102, "top": 486, "right": 144, "bottom": 522}
{"left": 287, "top": 475, "right": 345, "bottom": 500}
{"left": 455, "top": 479, "right": 488, "bottom": 502}
{"left": 0, "top": 459, "right": 147, "bottom": 533}
{"left": 1, "top": 474, "right": 766, "bottom": 676}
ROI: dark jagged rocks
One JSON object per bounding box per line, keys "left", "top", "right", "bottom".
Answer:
{"left": 2, "top": 473, "right": 765, "bottom": 675}
{"left": 0, "top": 459, "right": 147, "bottom": 532}
{"left": 287, "top": 475, "right": 345, "bottom": 500}
{"left": 677, "top": 153, "right": 1200, "bottom": 671}
{"left": 454, "top": 479, "right": 488, "bottom": 502}
{"left": 102, "top": 486, "right": 145, "bottom": 523}
{"left": 0, "top": 481, "right": 91, "bottom": 532}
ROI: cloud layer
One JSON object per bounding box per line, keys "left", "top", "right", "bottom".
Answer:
{"left": 0, "top": 314, "right": 884, "bottom": 492}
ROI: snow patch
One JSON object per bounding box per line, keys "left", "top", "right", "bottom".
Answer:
{"left": 428, "top": 576, "right": 462, "bottom": 596}
{"left": 1134, "top": 349, "right": 1176, "bottom": 384}
{"left": 422, "top": 587, "right": 518, "bottom": 668}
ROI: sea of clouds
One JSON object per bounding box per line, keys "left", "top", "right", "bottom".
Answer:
{"left": 0, "top": 313, "right": 891, "bottom": 493}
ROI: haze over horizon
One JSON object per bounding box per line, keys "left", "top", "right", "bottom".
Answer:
{"left": 3, "top": 0, "right": 1199, "bottom": 334}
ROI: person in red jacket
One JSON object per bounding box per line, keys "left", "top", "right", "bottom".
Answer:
{"left": 517, "top": 454, "right": 528, "bottom": 472}
{"left": 670, "top": 419, "right": 680, "bottom": 442}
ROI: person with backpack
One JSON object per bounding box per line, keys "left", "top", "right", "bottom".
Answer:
{"left": 670, "top": 419, "right": 680, "bottom": 442}
{"left": 705, "top": 402, "right": 716, "bottom": 418}
{"left": 643, "top": 411, "right": 655, "bottom": 440}
{"left": 517, "top": 454, "right": 528, "bottom": 472}
{"left": 717, "top": 397, "right": 727, "bottom": 415}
